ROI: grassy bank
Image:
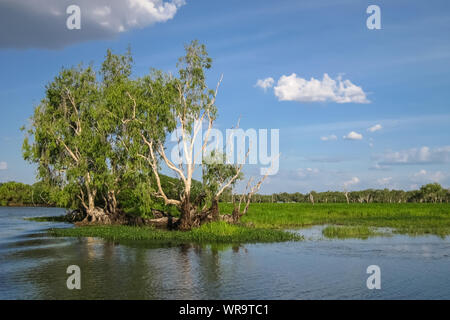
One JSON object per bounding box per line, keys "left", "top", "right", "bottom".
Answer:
{"left": 220, "top": 203, "right": 450, "bottom": 237}
{"left": 30, "top": 203, "right": 450, "bottom": 242}
{"left": 49, "top": 221, "right": 302, "bottom": 244}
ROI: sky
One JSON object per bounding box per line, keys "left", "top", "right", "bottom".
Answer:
{"left": 0, "top": 0, "right": 449, "bottom": 194}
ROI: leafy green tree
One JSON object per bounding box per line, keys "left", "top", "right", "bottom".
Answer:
{"left": 23, "top": 64, "right": 110, "bottom": 221}
{"left": 419, "top": 183, "right": 445, "bottom": 203}
{"left": 0, "top": 182, "right": 32, "bottom": 206}
{"left": 22, "top": 50, "right": 150, "bottom": 222}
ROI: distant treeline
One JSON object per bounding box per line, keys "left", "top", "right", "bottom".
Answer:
{"left": 0, "top": 181, "right": 52, "bottom": 207}
{"left": 0, "top": 182, "right": 48, "bottom": 206}
{"left": 224, "top": 183, "right": 450, "bottom": 204}
{"left": 1, "top": 181, "right": 449, "bottom": 207}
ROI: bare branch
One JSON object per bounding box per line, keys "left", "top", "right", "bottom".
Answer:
{"left": 138, "top": 137, "right": 181, "bottom": 207}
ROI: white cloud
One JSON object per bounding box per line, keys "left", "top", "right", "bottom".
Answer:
{"left": 414, "top": 169, "right": 428, "bottom": 177}
{"left": 297, "top": 168, "right": 320, "bottom": 178}
{"left": 369, "top": 163, "right": 390, "bottom": 171}
{"left": 343, "top": 177, "right": 360, "bottom": 188}
{"left": 368, "top": 124, "right": 382, "bottom": 132}
{"left": 255, "top": 77, "right": 274, "bottom": 92}
{"left": 377, "top": 177, "right": 392, "bottom": 185}
{"left": 0, "top": 0, "right": 185, "bottom": 49}
{"left": 320, "top": 134, "right": 337, "bottom": 141}
{"left": 379, "top": 146, "right": 450, "bottom": 165}
{"left": 272, "top": 73, "right": 369, "bottom": 104}
{"left": 0, "top": 162, "right": 7, "bottom": 170}
{"left": 343, "top": 131, "right": 363, "bottom": 140}
{"left": 412, "top": 169, "right": 446, "bottom": 183}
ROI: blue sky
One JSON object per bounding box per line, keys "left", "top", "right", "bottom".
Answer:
{"left": 0, "top": 0, "right": 449, "bottom": 193}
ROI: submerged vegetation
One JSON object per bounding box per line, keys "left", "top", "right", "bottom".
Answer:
{"left": 24, "top": 215, "right": 69, "bottom": 223}
{"left": 322, "top": 225, "right": 387, "bottom": 239}
{"left": 49, "top": 221, "right": 302, "bottom": 244}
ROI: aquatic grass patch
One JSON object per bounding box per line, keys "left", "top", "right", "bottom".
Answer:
{"left": 322, "top": 225, "right": 387, "bottom": 239}
{"left": 394, "top": 226, "right": 449, "bottom": 239}
{"left": 49, "top": 221, "right": 302, "bottom": 244}
{"left": 218, "top": 203, "right": 450, "bottom": 236}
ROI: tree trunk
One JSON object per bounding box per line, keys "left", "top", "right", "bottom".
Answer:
{"left": 232, "top": 206, "right": 242, "bottom": 223}
{"left": 210, "top": 198, "right": 219, "bottom": 222}
{"left": 177, "top": 198, "right": 195, "bottom": 230}
{"left": 82, "top": 187, "right": 112, "bottom": 224}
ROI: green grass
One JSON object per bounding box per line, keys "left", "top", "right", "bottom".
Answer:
{"left": 322, "top": 225, "right": 387, "bottom": 239}
{"left": 49, "top": 221, "right": 302, "bottom": 244}
{"left": 220, "top": 202, "right": 450, "bottom": 237}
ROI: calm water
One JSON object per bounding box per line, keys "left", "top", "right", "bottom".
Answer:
{"left": 0, "top": 207, "right": 449, "bottom": 299}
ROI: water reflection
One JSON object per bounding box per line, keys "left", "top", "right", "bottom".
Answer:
{"left": 1, "top": 207, "right": 449, "bottom": 299}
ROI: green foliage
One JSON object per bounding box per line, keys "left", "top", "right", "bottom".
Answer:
{"left": 202, "top": 151, "right": 243, "bottom": 202}
{"left": 22, "top": 62, "right": 107, "bottom": 211}
{"left": 0, "top": 182, "right": 33, "bottom": 205}
{"left": 175, "top": 40, "right": 217, "bottom": 131}
{"left": 21, "top": 47, "right": 179, "bottom": 215}
{"left": 419, "top": 183, "right": 446, "bottom": 203}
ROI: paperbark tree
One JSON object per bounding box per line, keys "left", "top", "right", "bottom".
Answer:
{"left": 127, "top": 41, "right": 271, "bottom": 230}
{"left": 129, "top": 41, "right": 227, "bottom": 230}
{"left": 23, "top": 65, "right": 111, "bottom": 222}
{"left": 22, "top": 50, "right": 151, "bottom": 223}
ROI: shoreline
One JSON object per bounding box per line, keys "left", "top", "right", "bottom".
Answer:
{"left": 20, "top": 202, "right": 450, "bottom": 243}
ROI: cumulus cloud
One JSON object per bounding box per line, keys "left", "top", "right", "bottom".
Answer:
{"left": 343, "top": 177, "right": 360, "bottom": 188}
{"left": 297, "top": 167, "right": 320, "bottom": 178}
{"left": 255, "top": 77, "right": 274, "bottom": 92}
{"left": 343, "top": 131, "right": 363, "bottom": 140}
{"left": 378, "top": 146, "right": 450, "bottom": 165}
{"left": 369, "top": 163, "right": 390, "bottom": 171}
{"left": 377, "top": 177, "right": 392, "bottom": 185}
{"left": 368, "top": 124, "right": 382, "bottom": 132}
{"left": 412, "top": 169, "right": 446, "bottom": 183}
{"left": 271, "top": 73, "right": 369, "bottom": 104}
{"left": 0, "top": 162, "right": 7, "bottom": 170}
{"left": 0, "top": 0, "right": 185, "bottom": 49}
{"left": 320, "top": 134, "right": 337, "bottom": 141}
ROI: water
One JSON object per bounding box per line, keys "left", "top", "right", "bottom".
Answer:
{"left": 0, "top": 207, "right": 449, "bottom": 299}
